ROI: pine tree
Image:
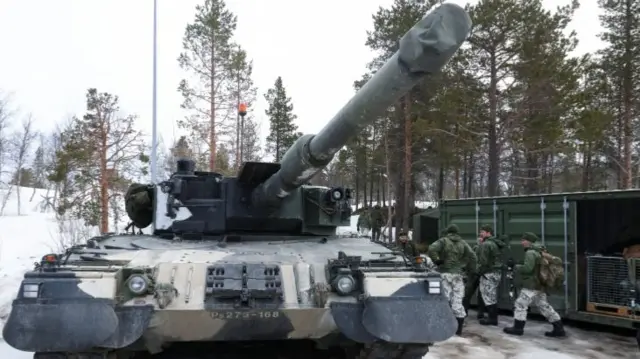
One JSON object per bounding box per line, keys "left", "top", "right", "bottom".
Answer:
{"left": 50, "top": 89, "right": 144, "bottom": 232}
{"left": 363, "top": 0, "right": 442, "bottom": 231}
{"left": 507, "top": 0, "right": 580, "bottom": 194}
{"left": 597, "top": 0, "right": 640, "bottom": 188}
{"left": 240, "top": 116, "right": 262, "bottom": 162}
{"left": 264, "top": 77, "right": 300, "bottom": 162}
{"left": 467, "top": 0, "right": 527, "bottom": 196}
{"left": 31, "top": 139, "right": 47, "bottom": 189}
{"left": 177, "top": 0, "right": 237, "bottom": 171}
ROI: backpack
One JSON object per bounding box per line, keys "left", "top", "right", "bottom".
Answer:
{"left": 125, "top": 183, "right": 154, "bottom": 229}
{"left": 537, "top": 250, "right": 564, "bottom": 289}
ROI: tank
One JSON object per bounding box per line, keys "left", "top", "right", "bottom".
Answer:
{"left": 2, "top": 4, "right": 472, "bottom": 359}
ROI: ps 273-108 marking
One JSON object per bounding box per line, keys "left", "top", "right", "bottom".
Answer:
{"left": 209, "top": 310, "right": 281, "bottom": 319}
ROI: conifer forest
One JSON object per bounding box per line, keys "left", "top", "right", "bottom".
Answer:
{"left": 0, "top": 0, "right": 638, "bottom": 236}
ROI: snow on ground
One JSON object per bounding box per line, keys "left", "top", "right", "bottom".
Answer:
{"left": 430, "top": 314, "right": 638, "bottom": 359}
{"left": 0, "top": 187, "right": 63, "bottom": 358}
{"left": 336, "top": 214, "right": 405, "bottom": 241}
{"left": 0, "top": 189, "right": 636, "bottom": 358}
{"left": 350, "top": 200, "right": 438, "bottom": 211}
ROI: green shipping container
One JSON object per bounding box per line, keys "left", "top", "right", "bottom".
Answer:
{"left": 422, "top": 190, "right": 640, "bottom": 329}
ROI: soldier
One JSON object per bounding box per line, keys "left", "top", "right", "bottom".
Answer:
{"left": 476, "top": 225, "right": 507, "bottom": 326}
{"left": 370, "top": 204, "right": 384, "bottom": 241}
{"left": 428, "top": 224, "right": 478, "bottom": 335}
{"left": 356, "top": 207, "right": 370, "bottom": 237}
{"left": 463, "top": 234, "right": 486, "bottom": 320}
{"left": 503, "top": 232, "right": 566, "bottom": 337}
{"left": 397, "top": 230, "right": 419, "bottom": 258}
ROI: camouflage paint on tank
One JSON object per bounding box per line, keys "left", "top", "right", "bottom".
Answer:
{"left": 3, "top": 235, "right": 456, "bottom": 354}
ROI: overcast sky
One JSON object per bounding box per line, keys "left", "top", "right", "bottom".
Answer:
{"left": 0, "top": 0, "right": 602, "bottom": 152}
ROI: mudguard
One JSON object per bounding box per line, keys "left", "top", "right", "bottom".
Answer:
{"left": 362, "top": 292, "right": 456, "bottom": 343}
{"left": 2, "top": 300, "right": 153, "bottom": 352}
{"left": 330, "top": 276, "right": 457, "bottom": 344}
{"left": 329, "top": 302, "right": 377, "bottom": 343}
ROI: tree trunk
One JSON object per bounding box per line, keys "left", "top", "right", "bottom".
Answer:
{"left": 99, "top": 141, "right": 109, "bottom": 234}
{"left": 16, "top": 171, "right": 21, "bottom": 216}
{"left": 209, "top": 31, "right": 217, "bottom": 171}
{"left": 403, "top": 95, "right": 412, "bottom": 233}
{"left": 621, "top": 0, "right": 633, "bottom": 189}
{"left": 487, "top": 50, "right": 499, "bottom": 196}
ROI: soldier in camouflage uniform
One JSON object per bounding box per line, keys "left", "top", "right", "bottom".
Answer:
{"left": 504, "top": 232, "right": 566, "bottom": 338}
{"left": 356, "top": 207, "right": 370, "bottom": 237}
{"left": 464, "top": 235, "right": 486, "bottom": 320}
{"left": 428, "top": 224, "right": 478, "bottom": 335}
{"left": 369, "top": 205, "right": 384, "bottom": 241}
{"left": 397, "top": 230, "right": 420, "bottom": 258}
{"left": 476, "top": 224, "right": 507, "bottom": 326}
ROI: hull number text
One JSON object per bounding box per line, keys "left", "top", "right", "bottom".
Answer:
{"left": 210, "top": 311, "right": 281, "bottom": 320}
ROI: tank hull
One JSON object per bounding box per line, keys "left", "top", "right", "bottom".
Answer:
{"left": 3, "top": 273, "right": 455, "bottom": 354}
{"left": 3, "top": 237, "right": 456, "bottom": 355}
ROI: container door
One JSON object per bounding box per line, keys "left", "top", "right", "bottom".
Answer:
{"left": 440, "top": 200, "right": 498, "bottom": 245}
{"left": 541, "top": 197, "right": 574, "bottom": 313}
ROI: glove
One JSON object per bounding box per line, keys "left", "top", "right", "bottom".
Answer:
{"left": 357, "top": 226, "right": 360, "bottom": 232}
{"left": 434, "top": 259, "right": 444, "bottom": 266}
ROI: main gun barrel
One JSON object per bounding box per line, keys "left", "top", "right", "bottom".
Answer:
{"left": 252, "top": 3, "right": 472, "bottom": 208}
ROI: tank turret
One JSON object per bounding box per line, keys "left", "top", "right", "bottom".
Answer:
{"left": 126, "top": 3, "right": 472, "bottom": 239}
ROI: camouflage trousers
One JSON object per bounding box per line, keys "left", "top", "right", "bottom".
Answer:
{"left": 514, "top": 288, "right": 561, "bottom": 322}
{"left": 479, "top": 271, "right": 502, "bottom": 306}
{"left": 442, "top": 273, "right": 466, "bottom": 318}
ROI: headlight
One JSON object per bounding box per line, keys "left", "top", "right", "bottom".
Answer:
{"left": 333, "top": 275, "right": 356, "bottom": 295}
{"left": 326, "top": 187, "right": 345, "bottom": 203}
{"left": 127, "top": 275, "right": 149, "bottom": 295}
{"left": 427, "top": 280, "right": 440, "bottom": 294}
{"left": 22, "top": 283, "right": 40, "bottom": 298}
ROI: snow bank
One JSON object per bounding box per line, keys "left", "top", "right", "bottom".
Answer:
{"left": 350, "top": 200, "right": 437, "bottom": 211}
{"left": 0, "top": 186, "right": 63, "bottom": 357}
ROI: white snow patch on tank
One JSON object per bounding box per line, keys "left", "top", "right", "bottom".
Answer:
{"left": 153, "top": 187, "right": 193, "bottom": 230}
{"left": 298, "top": 167, "right": 321, "bottom": 182}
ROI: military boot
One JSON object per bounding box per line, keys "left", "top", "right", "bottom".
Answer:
{"left": 479, "top": 304, "right": 498, "bottom": 326}
{"left": 476, "top": 297, "right": 486, "bottom": 320}
{"left": 544, "top": 321, "right": 566, "bottom": 338}
{"left": 455, "top": 318, "right": 465, "bottom": 336}
{"left": 503, "top": 319, "right": 525, "bottom": 336}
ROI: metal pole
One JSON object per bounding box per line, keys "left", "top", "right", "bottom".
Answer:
{"left": 150, "top": 0, "right": 158, "bottom": 183}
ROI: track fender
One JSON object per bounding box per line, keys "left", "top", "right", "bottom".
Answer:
{"left": 3, "top": 300, "right": 153, "bottom": 352}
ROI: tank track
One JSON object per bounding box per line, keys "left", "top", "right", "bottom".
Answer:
{"left": 354, "top": 342, "right": 430, "bottom": 359}
{"left": 34, "top": 342, "right": 430, "bottom": 359}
